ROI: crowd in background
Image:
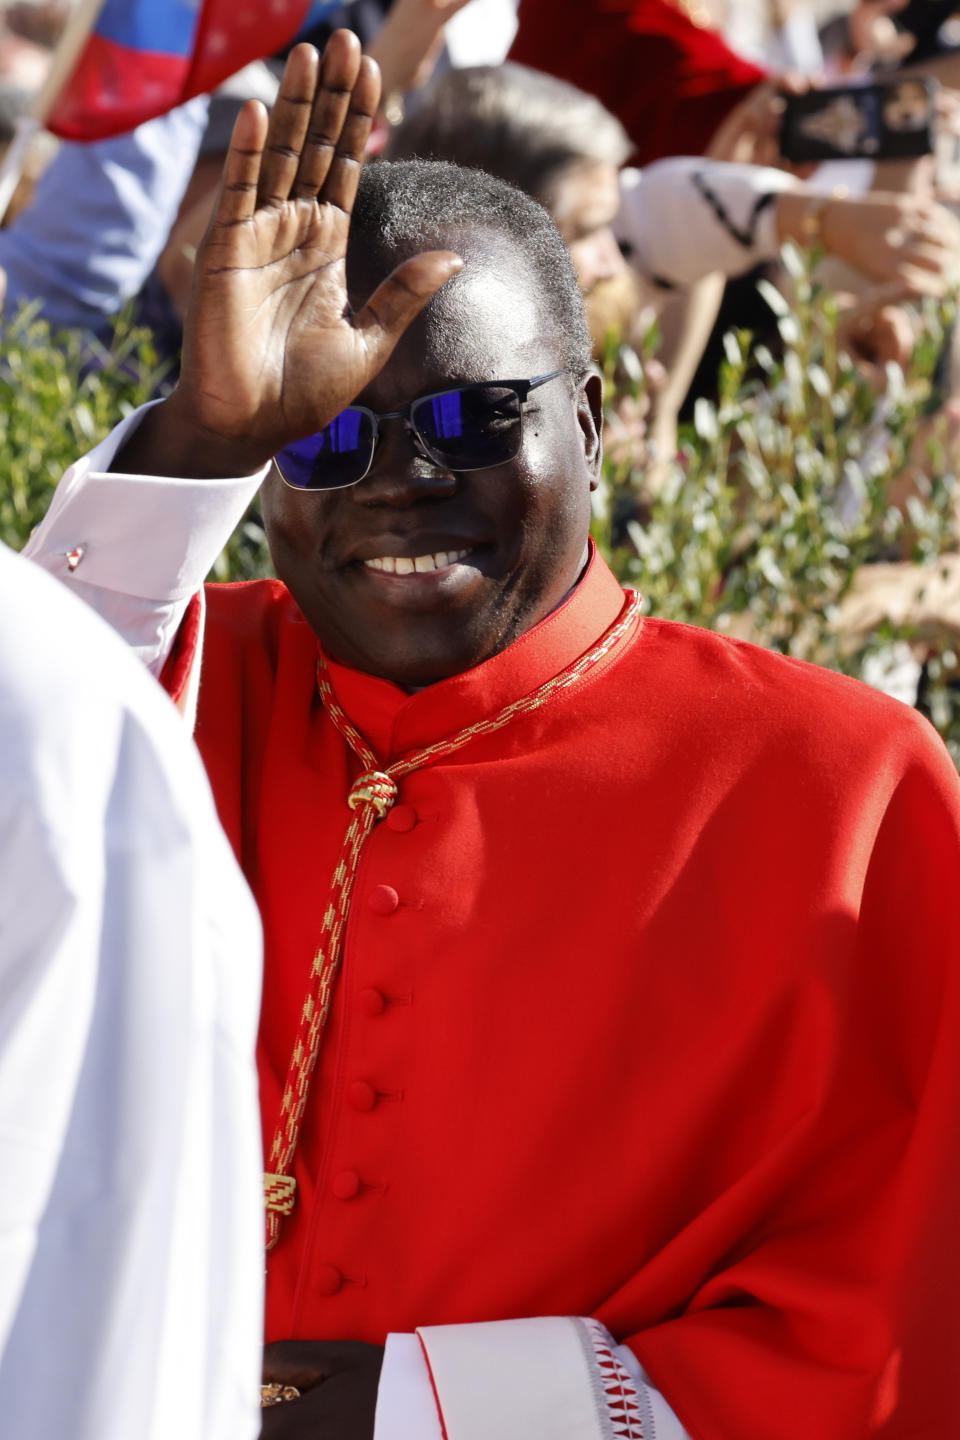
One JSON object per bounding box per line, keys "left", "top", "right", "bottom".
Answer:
{"left": 4, "top": 0, "right": 960, "bottom": 733}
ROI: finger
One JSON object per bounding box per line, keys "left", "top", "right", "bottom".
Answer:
{"left": 897, "top": 240, "right": 952, "bottom": 272}
{"left": 876, "top": 305, "right": 917, "bottom": 364}
{"left": 259, "top": 1375, "right": 372, "bottom": 1437}
{"left": 318, "top": 56, "right": 381, "bottom": 213}
{"left": 902, "top": 221, "right": 952, "bottom": 251}
{"left": 894, "top": 262, "right": 947, "bottom": 296}
{"left": 354, "top": 250, "right": 463, "bottom": 357}
{"left": 849, "top": 279, "right": 917, "bottom": 314}
{"left": 777, "top": 70, "right": 815, "bottom": 97}
{"left": 263, "top": 1338, "right": 381, "bottom": 1385}
{"left": 291, "top": 28, "right": 365, "bottom": 200}
{"left": 259, "top": 1390, "right": 315, "bottom": 1438}
{"left": 922, "top": 216, "right": 960, "bottom": 248}
{"left": 409, "top": 31, "right": 446, "bottom": 93}
{"left": 263, "top": 1342, "right": 333, "bottom": 1388}
{"left": 257, "top": 43, "right": 320, "bottom": 208}
{"left": 211, "top": 99, "right": 269, "bottom": 230}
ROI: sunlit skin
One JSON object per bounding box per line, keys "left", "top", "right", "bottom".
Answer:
{"left": 549, "top": 159, "right": 626, "bottom": 293}
{"left": 262, "top": 234, "right": 604, "bottom": 688}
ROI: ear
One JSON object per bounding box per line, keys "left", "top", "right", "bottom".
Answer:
{"left": 576, "top": 371, "right": 604, "bottom": 492}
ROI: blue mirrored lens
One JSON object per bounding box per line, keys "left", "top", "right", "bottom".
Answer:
{"left": 275, "top": 409, "right": 373, "bottom": 490}
{"left": 428, "top": 391, "right": 464, "bottom": 440}
{"left": 412, "top": 385, "right": 521, "bottom": 469}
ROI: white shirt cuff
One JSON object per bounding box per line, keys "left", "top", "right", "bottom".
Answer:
{"left": 23, "top": 402, "right": 268, "bottom": 673}
{"left": 615, "top": 1344, "right": 693, "bottom": 1440}
{"left": 373, "top": 1318, "right": 692, "bottom": 1440}
{"left": 374, "top": 1333, "right": 445, "bottom": 1440}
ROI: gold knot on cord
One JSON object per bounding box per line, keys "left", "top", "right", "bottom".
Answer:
{"left": 347, "top": 770, "right": 397, "bottom": 820}
{"left": 264, "top": 1172, "right": 297, "bottom": 1216}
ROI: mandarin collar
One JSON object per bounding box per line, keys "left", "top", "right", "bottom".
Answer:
{"left": 320, "top": 544, "right": 628, "bottom": 762}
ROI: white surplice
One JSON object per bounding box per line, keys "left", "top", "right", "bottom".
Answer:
{"left": 0, "top": 542, "right": 264, "bottom": 1440}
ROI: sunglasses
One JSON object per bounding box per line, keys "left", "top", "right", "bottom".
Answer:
{"left": 275, "top": 370, "right": 568, "bottom": 492}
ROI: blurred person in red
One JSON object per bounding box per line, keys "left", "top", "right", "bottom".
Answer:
{"left": 0, "top": 496, "right": 264, "bottom": 1440}
{"left": 509, "top": 0, "right": 767, "bottom": 165}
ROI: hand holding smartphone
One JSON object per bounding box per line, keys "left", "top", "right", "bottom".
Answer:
{"left": 779, "top": 77, "right": 938, "bottom": 162}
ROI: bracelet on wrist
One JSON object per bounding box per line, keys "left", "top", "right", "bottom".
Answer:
{"left": 800, "top": 185, "right": 849, "bottom": 245}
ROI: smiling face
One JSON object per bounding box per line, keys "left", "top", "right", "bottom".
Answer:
{"left": 261, "top": 232, "right": 602, "bottom": 687}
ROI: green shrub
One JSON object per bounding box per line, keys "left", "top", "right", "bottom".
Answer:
{"left": 0, "top": 304, "right": 273, "bottom": 581}
{"left": 4, "top": 283, "right": 959, "bottom": 763}
{"left": 593, "top": 248, "right": 960, "bottom": 764}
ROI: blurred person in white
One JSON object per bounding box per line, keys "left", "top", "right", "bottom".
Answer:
{"left": 616, "top": 153, "right": 960, "bottom": 292}
{"left": 384, "top": 64, "right": 632, "bottom": 295}
{"left": 0, "top": 534, "right": 264, "bottom": 1439}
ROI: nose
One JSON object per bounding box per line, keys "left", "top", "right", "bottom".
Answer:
{"left": 351, "top": 416, "right": 458, "bottom": 506}
{"left": 570, "top": 226, "right": 627, "bottom": 291}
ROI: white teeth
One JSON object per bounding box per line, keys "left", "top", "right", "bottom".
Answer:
{"left": 363, "top": 548, "right": 471, "bottom": 574}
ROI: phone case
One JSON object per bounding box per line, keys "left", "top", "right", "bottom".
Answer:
{"left": 780, "top": 80, "right": 936, "bottom": 163}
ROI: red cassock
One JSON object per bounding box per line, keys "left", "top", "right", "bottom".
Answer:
{"left": 509, "top": 0, "right": 767, "bottom": 166}
{"left": 180, "top": 551, "right": 960, "bottom": 1439}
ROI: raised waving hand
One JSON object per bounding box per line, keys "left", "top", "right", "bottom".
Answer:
{"left": 120, "top": 33, "right": 462, "bottom": 479}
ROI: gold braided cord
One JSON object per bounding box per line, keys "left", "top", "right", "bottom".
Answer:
{"left": 264, "top": 1173, "right": 297, "bottom": 1216}
{"left": 264, "top": 796, "right": 377, "bottom": 1249}
{"left": 262, "top": 591, "right": 643, "bottom": 1249}
{"left": 347, "top": 770, "right": 398, "bottom": 818}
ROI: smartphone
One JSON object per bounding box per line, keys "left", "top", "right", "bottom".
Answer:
{"left": 779, "top": 78, "right": 937, "bottom": 163}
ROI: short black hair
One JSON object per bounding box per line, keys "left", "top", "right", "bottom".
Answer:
{"left": 384, "top": 63, "right": 630, "bottom": 212}
{"left": 350, "top": 158, "right": 592, "bottom": 373}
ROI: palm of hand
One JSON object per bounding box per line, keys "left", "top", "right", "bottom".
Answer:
{"left": 175, "top": 33, "right": 461, "bottom": 466}
{"left": 185, "top": 202, "right": 362, "bottom": 448}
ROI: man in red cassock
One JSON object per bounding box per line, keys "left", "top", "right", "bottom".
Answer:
{"left": 26, "top": 31, "right": 960, "bottom": 1440}
{"left": 509, "top": 0, "right": 767, "bottom": 166}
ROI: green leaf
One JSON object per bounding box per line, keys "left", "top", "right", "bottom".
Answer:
{"left": 808, "top": 365, "right": 831, "bottom": 398}
{"left": 693, "top": 398, "right": 719, "bottom": 442}
{"left": 755, "top": 278, "right": 790, "bottom": 318}
{"left": 780, "top": 241, "right": 807, "bottom": 280}
{"left": 555, "top": 301, "right": 960, "bottom": 766}
{"left": 722, "top": 331, "right": 743, "bottom": 366}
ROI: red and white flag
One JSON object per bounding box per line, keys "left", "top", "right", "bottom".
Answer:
{"left": 47, "top": 0, "right": 346, "bottom": 141}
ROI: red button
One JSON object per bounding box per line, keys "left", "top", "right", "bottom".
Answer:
{"left": 314, "top": 1264, "right": 343, "bottom": 1296}
{"left": 368, "top": 884, "right": 399, "bottom": 915}
{"left": 386, "top": 804, "right": 417, "bottom": 833}
{"left": 347, "top": 1080, "right": 378, "bottom": 1112}
{"left": 332, "top": 1169, "right": 362, "bottom": 1201}
{"left": 358, "top": 987, "right": 387, "bottom": 1017}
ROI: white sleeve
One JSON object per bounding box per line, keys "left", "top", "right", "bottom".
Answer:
{"left": 0, "top": 548, "right": 264, "bottom": 1440}
{"left": 22, "top": 402, "right": 269, "bottom": 675}
{"left": 0, "top": 99, "right": 209, "bottom": 332}
{"left": 616, "top": 157, "right": 798, "bottom": 290}
{"left": 373, "top": 1318, "right": 692, "bottom": 1440}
